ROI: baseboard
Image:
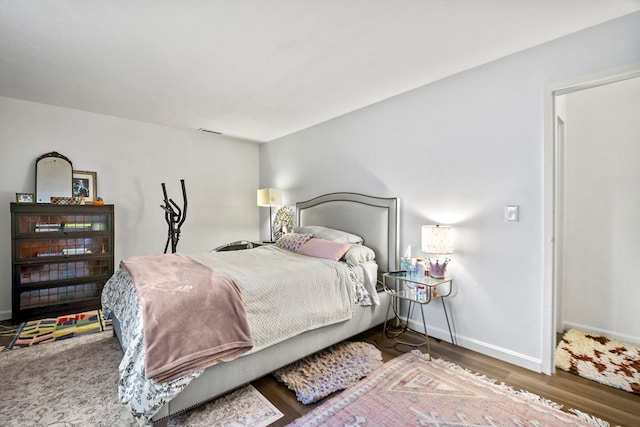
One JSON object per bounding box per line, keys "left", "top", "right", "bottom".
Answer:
{"left": 406, "top": 318, "right": 543, "bottom": 373}
{"left": 562, "top": 321, "right": 639, "bottom": 345}
{"left": 0, "top": 309, "right": 11, "bottom": 322}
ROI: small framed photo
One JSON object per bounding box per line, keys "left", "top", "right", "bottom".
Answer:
{"left": 16, "top": 193, "right": 35, "bottom": 204}
{"left": 72, "top": 170, "right": 97, "bottom": 202}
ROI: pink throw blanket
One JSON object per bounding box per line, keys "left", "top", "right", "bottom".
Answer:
{"left": 121, "top": 253, "right": 253, "bottom": 382}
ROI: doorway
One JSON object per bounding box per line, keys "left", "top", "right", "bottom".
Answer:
{"left": 543, "top": 68, "right": 640, "bottom": 375}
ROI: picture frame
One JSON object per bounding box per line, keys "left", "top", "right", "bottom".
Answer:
{"left": 16, "top": 192, "right": 35, "bottom": 204}
{"left": 72, "top": 170, "right": 97, "bottom": 201}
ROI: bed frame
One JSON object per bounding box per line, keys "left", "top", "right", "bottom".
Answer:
{"left": 114, "top": 192, "right": 399, "bottom": 425}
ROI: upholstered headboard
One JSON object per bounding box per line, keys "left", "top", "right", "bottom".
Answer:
{"left": 296, "top": 192, "right": 399, "bottom": 275}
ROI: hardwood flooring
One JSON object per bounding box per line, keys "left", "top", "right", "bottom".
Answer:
{"left": 252, "top": 327, "right": 640, "bottom": 427}
{"left": 2, "top": 320, "right": 637, "bottom": 426}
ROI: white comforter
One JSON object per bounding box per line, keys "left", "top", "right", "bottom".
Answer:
{"left": 102, "top": 245, "right": 373, "bottom": 424}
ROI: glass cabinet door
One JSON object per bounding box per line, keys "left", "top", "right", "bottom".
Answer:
{"left": 17, "top": 213, "right": 111, "bottom": 235}
{"left": 16, "top": 236, "right": 111, "bottom": 260}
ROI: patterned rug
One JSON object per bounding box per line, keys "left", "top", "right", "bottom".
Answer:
{"left": 288, "top": 350, "right": 609, "bottom": 427}
{"left": 167, "top": 384, "right": 282, "bottom": 427}
{"left": 274, "top": 341, "right": 382, "bottom": 404}
{"left": 4, "top": 309, "right": 111, "bottom": 350}
{"left": 0, "top": 332, "right": 283, "bottom": 426}
{"left": 556, "top": 328, "right": 640, "bottom": 394}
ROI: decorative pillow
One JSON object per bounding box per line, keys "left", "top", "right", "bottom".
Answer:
{"left": 342, "top": 245, "right": 376, "bottom": 266}
{"left": 293, "top": 225, "right": 364, "bottom": 244}
{"left": 298, "top": 238, "right": 351, "bottom": 261}
{"left": 275, "top": 233, "right": 313, "bottom": 252}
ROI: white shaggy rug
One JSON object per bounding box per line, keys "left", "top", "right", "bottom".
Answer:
{"left": 273, "top": 341, "right": 382, "bottom": 404}
{"left": 555, "top": 329, "right": 640, "bottom": 394}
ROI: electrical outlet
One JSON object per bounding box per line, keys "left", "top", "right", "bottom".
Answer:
{"left": 505, "top": 205, "right": 519, "bottom": 222}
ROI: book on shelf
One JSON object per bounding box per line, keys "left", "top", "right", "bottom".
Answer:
{"left": 35, "top": 222, "right": 62, "bottom": 232}
{"left": 62, "top": 248, "right": 92, "bottom": 255}
{"left": 36, "top": 252, "right": 60, "bottom": 257}
{"left": 64, "top": 223, "right": 92, "bottom": 230}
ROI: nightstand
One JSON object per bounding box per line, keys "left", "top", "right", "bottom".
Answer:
{"left": 381, "top": 272, "right": 455, "bottom": 357}
{"left": 212, "top": 241, "right": 274, "bottom": 252}
{"left": 213, "top": 240, "right": 255, "bottom": 252}
{"left": 251, "top": 241, "right": 274, "bottom": 247}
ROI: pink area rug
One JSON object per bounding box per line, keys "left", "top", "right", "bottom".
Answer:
{"left": 288, "top": 350, "right": 609, "bottom": 427}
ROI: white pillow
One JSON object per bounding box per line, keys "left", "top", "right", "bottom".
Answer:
{"left": 293, "top": 225, "right": 364, "bottom": 244}
{"left": 342, "top": 245, "right": 376, "bottom": 266}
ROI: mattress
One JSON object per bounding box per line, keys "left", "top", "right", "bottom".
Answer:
{"left": 102, "top": 245, "right": 379, "bottom": 422}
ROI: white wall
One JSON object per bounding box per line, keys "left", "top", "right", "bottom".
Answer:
{"left": 561, "top": 77, "right": 640, "bottom": 342}
{"left": 0, "top": 97, "right": 260, "bottom": 320}
{"left": 260, "top": 13, "right": 640, "bottom": 371}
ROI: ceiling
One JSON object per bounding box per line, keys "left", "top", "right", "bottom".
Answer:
{"left": 1, "top": 1, "right": 638, "bottom": 142}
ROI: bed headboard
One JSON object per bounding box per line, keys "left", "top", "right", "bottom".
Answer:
{"left": 296, "top": 192, "right": 399, "bottom": 274}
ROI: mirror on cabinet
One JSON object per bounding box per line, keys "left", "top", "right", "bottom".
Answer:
{"left": 35, "top": 152, "right": 73, "bottom": 203}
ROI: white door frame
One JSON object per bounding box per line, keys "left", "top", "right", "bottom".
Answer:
{"left": 541, "top": 62, "right": 640, "bottom": 375}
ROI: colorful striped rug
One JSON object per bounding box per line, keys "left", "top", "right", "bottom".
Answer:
{"left": 4, "top": 309, "right": 111, "bottom": 350}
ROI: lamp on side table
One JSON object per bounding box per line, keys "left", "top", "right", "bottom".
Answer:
{"left": 257, "top": 188, "right": 283, "bottom": 243}
{"left": 422, "top": 224, "right": 454, "bottom": 279}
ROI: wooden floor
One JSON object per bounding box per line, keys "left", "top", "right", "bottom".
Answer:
{"left": 2, "top": 320, "right": 637, "bottom": 426}
{"left": 252, "top": 327, "right": 640, "bottom": 427}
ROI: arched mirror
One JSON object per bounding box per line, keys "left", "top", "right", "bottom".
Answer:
{"left": 35, "top": 152, "right": 73, "bottom": 203}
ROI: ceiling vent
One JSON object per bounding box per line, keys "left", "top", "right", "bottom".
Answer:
{"left": 198, "top": 128, "right": 221, "bottom": 134}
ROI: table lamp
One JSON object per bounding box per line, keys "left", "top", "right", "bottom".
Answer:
{"left": 257, "top": 188, "right": 283, "bottom": 242}
{"left": 421, "top": 224, "right": 454, "bottom": 279}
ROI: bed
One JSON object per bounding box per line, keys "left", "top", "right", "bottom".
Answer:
{"left": 102, "top": 192, "right": 399, "bottom": 425}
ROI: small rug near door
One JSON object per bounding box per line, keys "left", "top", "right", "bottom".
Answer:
{"left": 556, "top": 328, "right": 640, "bottom": 394}
{"left": 0, "top": 332, "right": 283, "bottom": 427}
{"left": 274, "top": 341, "right": 382, "bottom": 404}
{"left": 288, "top": 350, "right": 609, "bottom": 427}
{"left": 4, "top": 309, "right": 111, "bottom": 350}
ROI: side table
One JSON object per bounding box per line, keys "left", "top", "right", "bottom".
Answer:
{"left": 382, "top": 272, "right": 455, "bottom": 357}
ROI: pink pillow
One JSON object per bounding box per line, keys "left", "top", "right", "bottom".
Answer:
{"left": 298, "top": 238, "right": 351, "bottom": 261}
{"left": 275, "top": 233, "right": 313, "bottom": 252}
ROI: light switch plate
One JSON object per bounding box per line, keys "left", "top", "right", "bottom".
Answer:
{"left": 505, "top": 205, "right": 519, "bottom": 222}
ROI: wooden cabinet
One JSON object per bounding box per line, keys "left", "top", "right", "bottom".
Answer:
{"left": 10, "top": 203, "right": 114, "bottom": 323}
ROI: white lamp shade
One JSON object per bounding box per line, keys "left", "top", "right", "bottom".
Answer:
{"left": 257, "top": 188, "right": 283, "bottom": 206}
{"left": 422, "top": 225, "right": 454, "bottom": 254}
